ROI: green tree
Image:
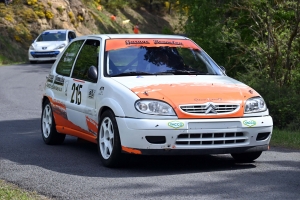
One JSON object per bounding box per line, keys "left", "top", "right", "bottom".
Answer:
{"left": 179, "top": 0, "right": 300, "bottom": 129}
{"left": 179, "top": 0, "right": 232, "bottom": 70}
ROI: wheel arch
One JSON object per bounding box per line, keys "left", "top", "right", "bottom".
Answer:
{"left": 41, "top": 88, "right": 55, "bottom": 109}
{"left": 42, "top": 96, "right": 50, "bottom": 108}
{"left": 97, "top": 98, "right": 126, "bottom": 123}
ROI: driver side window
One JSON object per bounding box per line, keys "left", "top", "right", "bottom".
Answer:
{"left": 72, "top": 39, "right": 100, "bottom": 82}
{"left": 56, "top": 40, "right": 84, "bottom": 76}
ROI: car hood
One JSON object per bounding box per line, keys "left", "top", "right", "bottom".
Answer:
{"left": 111, "top": 75, "right": 260, "bottom": 118}
{"left": 31, "top": 41, "right": 67, "bottom": 51}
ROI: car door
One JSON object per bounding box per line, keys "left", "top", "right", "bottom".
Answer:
{"left": 65, "top": 39, "right": 100, "bottom": 137}
{"left": 51, "top": 39, "right": 84, "bottom": 128}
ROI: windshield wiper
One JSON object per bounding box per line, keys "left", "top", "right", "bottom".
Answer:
{"left": 111, "top": 71, "right": 153, "bottom": 77}
{"left": 153, "top": 72, "right": 174, "bottom": 75}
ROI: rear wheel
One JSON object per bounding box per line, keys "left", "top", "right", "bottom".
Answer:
{"left": 98, "top": 110, "right": 124, "bottom": 168}
{"left": 41, "top": 99, "right": 66, "bottom": 145}
{"left": 231, "top": 151, "right": 262, "bottom": 163}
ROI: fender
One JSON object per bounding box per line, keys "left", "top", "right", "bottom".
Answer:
{"left": 42, "top": 88, "right": 55, "bottom": 106}
{"left": 98, "top": 97, "right": 126, "bottom": 117}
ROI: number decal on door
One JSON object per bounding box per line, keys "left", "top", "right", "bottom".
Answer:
{"left": 70, "top": 83, "right": 83, "bottom": 105}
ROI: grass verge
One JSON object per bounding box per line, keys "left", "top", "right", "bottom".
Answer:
{"left": 0, "top": 180, "right": 51, "bottom": 200}
{"left": 270, "top": 129, "right": 300, "bottom": 149}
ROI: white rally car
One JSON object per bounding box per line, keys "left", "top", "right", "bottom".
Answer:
{"left": 41, "top": 34, "right": 273, "bottom": 167}
{"left": 28, "top": 29, "right": 76, "bottom": 64}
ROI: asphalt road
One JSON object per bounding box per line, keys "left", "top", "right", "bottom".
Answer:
{"left": 0, "top": 63, "right": 300, "bottom": 200}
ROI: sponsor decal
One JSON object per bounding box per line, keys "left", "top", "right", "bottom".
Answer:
{"left": 51, "top": 99, "right": 67, "bottom": 119}
{"left": 66, "top": 52, "right": 76, "bottom": 57}
{"left": 46, "top": 83, "right": 62, "bottom": 91}
{"left": 168, "top": 121, "right": 184, "bottom": 129}
{"left": 125, "top": 40, "right": 150, "bottom": 45}
{"left": 64, "top": 52, "right": 76, "bottom": 62}
{"left": 86, "top": 116, "right": 98, "bottom": 135}
{"left": 88, "top": 89, "right": 95, "bottom": 99}
{"left": 99, "top": 86, "right": 104, "bottom": 95}
{"left": 195, "top": 98, "right": 222, "bottom": 102}
{"left": 153, "top": 40, "right": 183, "bottom": 46}
{"left": 243, "top": 120, "right": 256, "bottom": 127}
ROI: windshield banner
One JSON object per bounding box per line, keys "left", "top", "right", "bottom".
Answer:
{"left": 105, "top": 39, "right": 199, "bottom": 51}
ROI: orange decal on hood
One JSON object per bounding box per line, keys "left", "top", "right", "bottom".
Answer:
{"left": 131, "top": 82, "right": 260, "bottom": 119}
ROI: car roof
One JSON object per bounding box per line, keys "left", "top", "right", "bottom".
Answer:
{"left": 42, "top": 29, "right": 74, "bottom": 33}
{"left": 74, "top": 34, "right": 188, "bottom": 40}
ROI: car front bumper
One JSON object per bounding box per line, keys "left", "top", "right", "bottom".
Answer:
{"left": 28, "top": 49, "right": 63, "bottom": 61}
{"left": 116, "top": 116, "right": 273, "bottom": 155}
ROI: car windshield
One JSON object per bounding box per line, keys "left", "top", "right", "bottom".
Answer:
{"left": 105, "top": 41, "right": 224, "bottom": 77}
{"left": 36, "top": 32, "right": 67, "bottom": 42}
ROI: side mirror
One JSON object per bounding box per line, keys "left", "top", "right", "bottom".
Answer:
{"left": 88, "top": 65, "right": 98, "bottom": 83}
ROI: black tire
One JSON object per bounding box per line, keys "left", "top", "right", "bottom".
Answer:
{"left": 97, "top": 110, "right": 124, "bottom": 168}
{"left": 41, "top": 99, "right": 66, "bottom": 145}
{"left": 30, "top": 61, "right": 37, "bottom": 64}
{"left": 231, "top": 151, "right": 262, "bottom": 163}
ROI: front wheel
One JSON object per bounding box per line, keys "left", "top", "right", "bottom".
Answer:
{"left": 41, "top": 99, "right": 66, "bottom": 145}
{"left": 98, "top": 110, "right": 124, "bottom": 168}
{"left": 231, "top": 151, "right": 262, "bottom": 163}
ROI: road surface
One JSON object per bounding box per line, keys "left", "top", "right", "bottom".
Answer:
{"left": 0, "top": 63, "right": 299, "bottom": 200}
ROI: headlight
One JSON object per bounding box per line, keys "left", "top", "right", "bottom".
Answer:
{"left": 29, "top": 45, "right": 35, "bottom": 50}
{"left": 135, "top": 100, "right": 176, "bottom": 116}
{"left": 55, "top": 44, "right": 66, "bottom": 49}
{"left": 244, "top": 97, "right": 267, "bottom": 113}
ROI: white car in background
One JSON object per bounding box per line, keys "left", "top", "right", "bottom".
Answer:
{"left": 28, "top": 29, "right": 76, "bottom": 64}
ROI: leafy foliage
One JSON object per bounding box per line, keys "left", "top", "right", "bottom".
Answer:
{"left": 179, "top": 0, "right": 300, "bottom": 129}
{"left": 179, "top": 0, "right": 232, "bottom": 68}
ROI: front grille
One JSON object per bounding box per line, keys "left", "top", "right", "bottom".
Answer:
{"left": 180, "top": 103, "right": 239, "bottom": 115}
{"left": 176, "top": 132, "right": 247, "bottom": 146}
{"left": 31, "top": 51, "right": 59, "bottom": 58}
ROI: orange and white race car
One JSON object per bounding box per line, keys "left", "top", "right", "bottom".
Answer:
{"left": 41, "top": 34, "right": 273, "bottom": 167}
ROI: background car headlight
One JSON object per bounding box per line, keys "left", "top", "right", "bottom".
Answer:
{"left": 55, "top": 44, "right": 66, "bottom": 49}
{"left": 244, "top": 97, "right": 267, "bottom": 113}
{"left": 135, "top": 100, "right": 176, "bottom": 115}
{"left": 29, "top": 45, "right": 35, "bottom": 50}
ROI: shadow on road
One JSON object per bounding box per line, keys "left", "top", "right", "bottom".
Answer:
{"left": 1, "top": 118, "right": 300, "bottom": 199}
{"left": 0, "top": 118, "right": 258, "bottom": 177}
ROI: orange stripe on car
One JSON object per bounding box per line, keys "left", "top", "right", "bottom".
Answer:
{"left": 86, "top": 116, "right": 98, "bottom": 135}
{"left": 48, "top": 97, "right": 96, "bottom": 141}
{"left": 56, "top": 126, "right": 96, "bottom": 143}
{"left": 73, "top": 79, "right": 85, "bottom": 83}
{"left": 131, "top": 83, "right": 260, "bottom": 119}
{"left": 122, "top": 146, "right": 142, "bottom": 154}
